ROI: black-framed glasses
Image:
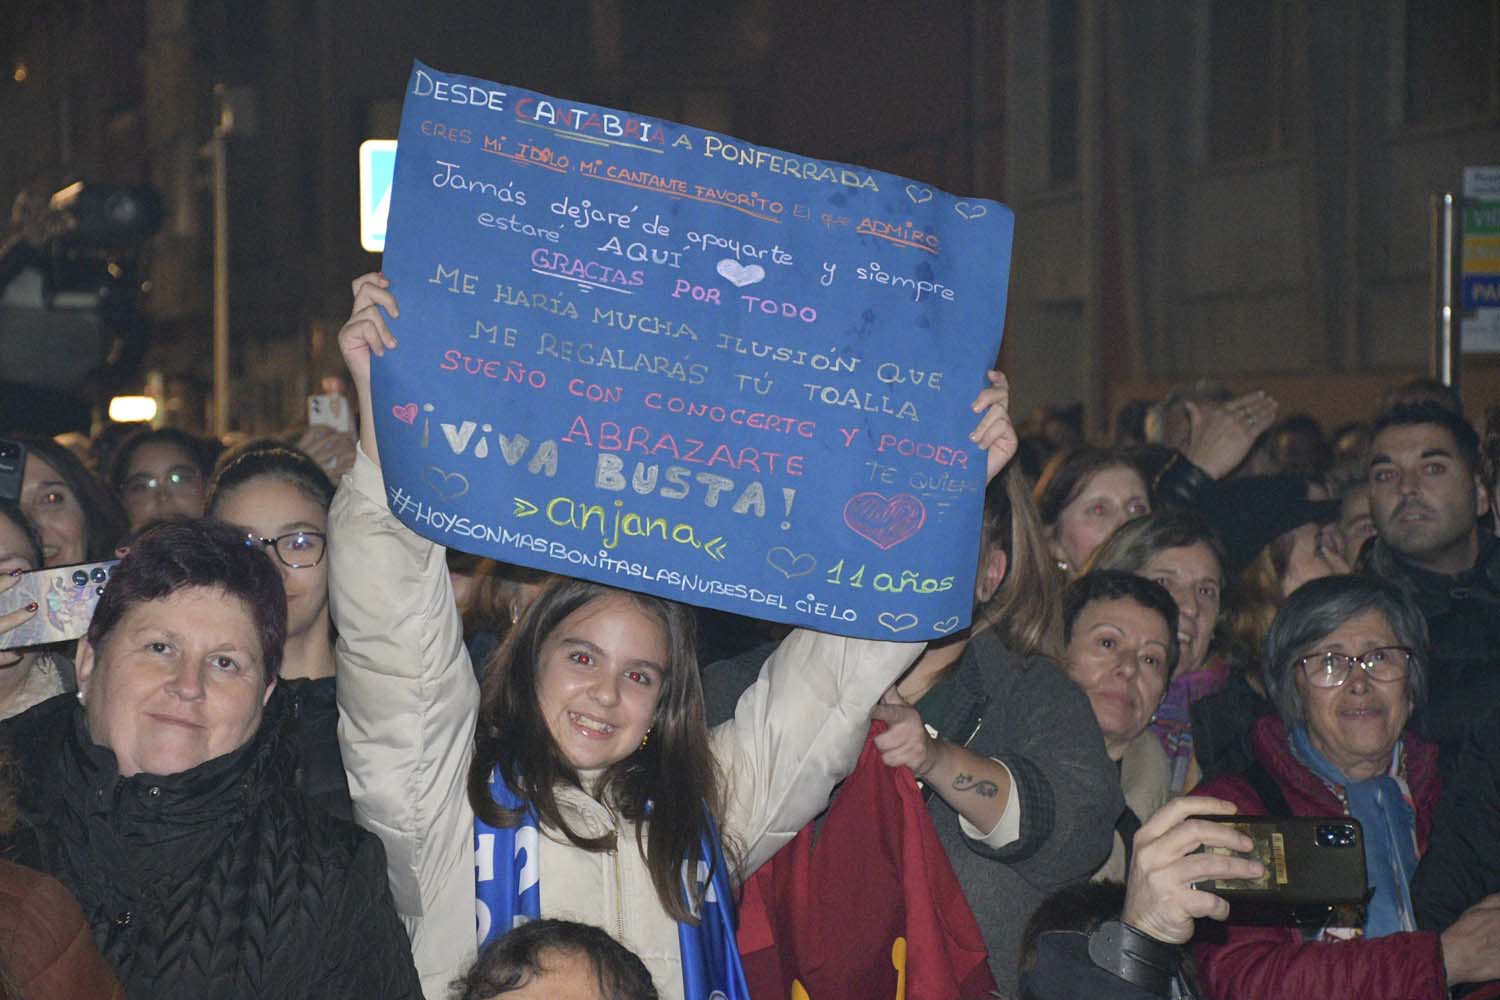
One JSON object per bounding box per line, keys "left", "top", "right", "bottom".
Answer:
{"left": 243, "top": 531, "right": 327, "bottom": 569}
{"left": 122, "top": 465, "right": 203, "bottom": 497}
{"left": 1295, "top": 646, "right": 1413, "bottom": 689}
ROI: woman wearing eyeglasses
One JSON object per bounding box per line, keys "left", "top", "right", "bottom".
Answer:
{"left": 1192, "top": 574, "right": 1500, "bottom": 998}
{"left": 206, "top": 442, "right": 351, "bottom": 820}
{"left": 111, "top": 427, "right": 215, "bottom": 533}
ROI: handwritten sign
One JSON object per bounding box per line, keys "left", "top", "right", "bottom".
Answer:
{"left": 374, "top": 61, "right": 1013, "bottom": 640}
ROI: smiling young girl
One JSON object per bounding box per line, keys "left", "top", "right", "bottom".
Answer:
{"left": 329, "top": 272, "right": 1017, "bottom": 999}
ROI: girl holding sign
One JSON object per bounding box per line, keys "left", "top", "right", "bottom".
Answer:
{"left": 329, "top": 272, "right": 1016, "bottom": 999}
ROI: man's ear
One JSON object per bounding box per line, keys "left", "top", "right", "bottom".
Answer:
{"left": 75, "top": 635, "right": 97, "bottom": 699}
{"left": 1474, "top": 472, "right": 1491, "bottom": 519}
{"left": 976, "top": 548, "right": 1009, "bottom": 604}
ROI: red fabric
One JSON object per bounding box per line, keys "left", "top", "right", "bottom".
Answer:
{"left": 737, "top": 723, "right": 998, "bottom": 1000}
{"left": 1191, "top": 716, "right": 1448, "bottom": 1000}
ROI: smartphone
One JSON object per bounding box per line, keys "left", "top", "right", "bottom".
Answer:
{"left": 1192, "top": 815, "right": 1367, "bottom": 907}
{"left": 0, "top": 438, "right": 25, "bottom": 503}
{"left": 0, "top": 560, "right": 119, "bottom": 649}
{"left": 308, "top": 393, "right": 352, "bottom": 433}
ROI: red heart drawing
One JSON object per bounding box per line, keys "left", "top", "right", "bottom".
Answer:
{"left": 392, "top": 403, "right": 418, "bottom": 425}
{"left": 842, "top": 493, "right": 927, "bottom": 550}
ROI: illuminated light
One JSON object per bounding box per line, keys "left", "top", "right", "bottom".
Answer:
{"left": 108, "top": 396, "right": 158, "bottom": 423}
{"left": 359, "top": 139, "right": 398, "bottom": 252}
{"left": 12, "top": 61, "right": 26, "bottom": 83}
{"left": 49, "top": 181, "right": 84, "bottom": 210}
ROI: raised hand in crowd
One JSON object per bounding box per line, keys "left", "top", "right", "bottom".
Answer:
{"left": 336, "top": 272, "right": 399, "bottom": 466}
{"left": 1183, "top": 390, "right": 1278, "bottom": 480}
{"left": 1121, "top": 796, "right": 1264, "bottom": 945}
{"left": 296, "top": 424, "right": 358, "bottom": 485}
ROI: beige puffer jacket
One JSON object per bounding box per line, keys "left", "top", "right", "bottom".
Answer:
{"left": 329, "top": 450, "right": 922, "bottom": 1000}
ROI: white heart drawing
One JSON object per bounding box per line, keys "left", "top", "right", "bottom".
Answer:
{"left": 954, "top": 201, "right": 988, "bottom": 220}
{"left": 933, "top": 616, "right": 962, "bottom": 634}
{"left": 905, "top": 184, "right": 933, "bottom": 204}
{"left": 877, "top": 611, "right": 919, "bottom": 634}
{"left": 716, "top": 259, "right": 766, "bottom": 287}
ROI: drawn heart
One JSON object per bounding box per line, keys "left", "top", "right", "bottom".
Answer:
{"left": 842, "top": 493, "right": 928, "bottom": 550}
{"left": 954, "top": 201, "right": 988, "bottom": 220}
{"left": 766, "top": 546, "right": 817, "bottom": 579}
{"left": 933, "top": 616, "right": 962, "bottom": 634}
{"left": 716, "top": 259, "right": 766, "bottom": 288}
{"left": 392, "top": 403, "right": 418, "bottom": 425}
{"left": 878, "top": 612, "right": 919, "bottom": 634}
{"left": 424, "top": 466, "right": 470, "bottom": 502}
{"left": 905, "top": 184, "right": 933, "bottom": 204}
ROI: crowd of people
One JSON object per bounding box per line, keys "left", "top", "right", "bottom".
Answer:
{"left": 1, "top": 269, "right": 1499, "bottom": 999}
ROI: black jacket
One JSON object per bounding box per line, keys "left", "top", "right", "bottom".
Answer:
{"left": 1360, "top": 532, "right": 1500, "bottom": 775}
{"left": 0, "top": 695, "right": 421, "bottom": 1000}
{"left": 268, "top": 675, "right": 353, "bottom": 822}
{"left": 1413, "top": 707, "right": 1500, "bottom": 933}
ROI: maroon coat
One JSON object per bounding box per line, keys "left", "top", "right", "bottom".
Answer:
{"left": 0, "top": 859, "right": 125, "bottom": 1000}
{"left": 1192, "top": 715, "right": 1448, "bottom": 1000}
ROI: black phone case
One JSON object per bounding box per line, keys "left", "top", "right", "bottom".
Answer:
{"left": 1192, "top": 816, "right": 1367, "bottom": 906}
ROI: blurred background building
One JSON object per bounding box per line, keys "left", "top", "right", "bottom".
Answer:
{"left": 1, "top": 0, "right": 1496, "bottom": 435}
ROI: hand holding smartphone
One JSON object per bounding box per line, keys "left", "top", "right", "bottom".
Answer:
{"left": 1191, "top": 815, "right": 1367, "bottom": 907}
{"left": 0, "top": 560, "right": 119, "bottom": 649}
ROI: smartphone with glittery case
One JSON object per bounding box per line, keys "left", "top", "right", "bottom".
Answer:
{"left": 1191, "top": 816, "right": 1367, "bottom": 907}
{"left": 0, "top": 560, "right": 119, "bottom": 649}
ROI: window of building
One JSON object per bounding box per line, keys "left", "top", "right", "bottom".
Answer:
{"left": 1048, "top": 0, "right": 1080, "bottom": 185}
{"left": 1205, "top": 0, "right": 1296, "bottom": 161}
{"left": 1402, "top": 0, "right": 1497, "bottom": 124}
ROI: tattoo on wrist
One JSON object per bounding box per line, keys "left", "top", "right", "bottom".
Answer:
{"left": 953, "top": 773, "right": 999, "bottom": 798}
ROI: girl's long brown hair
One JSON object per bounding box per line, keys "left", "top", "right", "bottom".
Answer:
{"left": 466, "top": 578, "right": 726, "bottom": 924}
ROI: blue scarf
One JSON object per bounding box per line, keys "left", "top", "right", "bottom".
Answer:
{"left": 474, "top": 766, "right": 750, "bottom": 999}
{"left": 1291, "top": 726, "right": 1418, "bottom": 937}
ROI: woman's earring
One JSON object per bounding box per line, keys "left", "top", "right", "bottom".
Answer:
{"left": 1055, "top": 559, "right": 1070, "bottom": 573}
{"left": 640, "top": 728, "right": 652, "bottom": 750}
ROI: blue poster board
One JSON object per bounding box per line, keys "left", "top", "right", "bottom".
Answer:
{"left": 374, "top": 61, "right": 1013, "bottom": 640}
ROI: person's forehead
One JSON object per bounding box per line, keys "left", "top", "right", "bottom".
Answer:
{"left": 1371, "top": 422, "right": 1462, "bottom": 460}
{"left": 128, "top": 440, "right": 196, "bottom": 472}
{"left": 1080, "top": 596, "right": 1171, "bottom": 641}
{"left": 1080, "top": 464, "right": 1144, "bottom": 494}
{"left": 111, "top": 585, "right": 258, "bottom": 643}
{"left": 1144, "top": 543, "right": 1221, "bottom": 582}
{"left": 1311, "top": 607, "right": 1398, "bottom": 648}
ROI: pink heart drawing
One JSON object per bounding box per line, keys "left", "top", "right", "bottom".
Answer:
{"left": 392, "top": 403, "right": 418, "bottom": 425}
{"left": 842, "top": 492, "right": 927, "bottom": 550}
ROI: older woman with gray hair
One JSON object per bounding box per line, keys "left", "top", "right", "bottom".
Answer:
{"left": 1192, "top": 575, "right": 1500, "bottom": 999}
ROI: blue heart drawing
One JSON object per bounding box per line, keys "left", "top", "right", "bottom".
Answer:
{"left": 424, "top": 466, "right": 470, "bottom": 501}
{"left": 766, "top": 546, "right": 817, "bottom": 579}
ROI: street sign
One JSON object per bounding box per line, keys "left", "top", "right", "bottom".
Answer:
{"left": 359, "top": 139, "right": 398, "bottom": 252}
{"left": 1462, "top": 166, "right": 1500, "bottom": 351}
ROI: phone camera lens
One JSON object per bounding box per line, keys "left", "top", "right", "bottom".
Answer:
{"left": 90, "top": 567, "right": 107, "bottom": 582}
{"left": 71, "top": 570, "right": 88, "bottom": 586}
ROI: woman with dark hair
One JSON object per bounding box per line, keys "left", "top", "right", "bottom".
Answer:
{"left": 0, "top": 500, "right": 76, "bottom": 721}
{"left": 10, "top": 433, "right": 126, "bottom": 566}
{"left": 1035, "top": 447, "right": 1151, "bottom": 579}
{"left": 1193, "top": 575, "right": 1500, "bottom": 998}
{"left": 453, "top": 918, "right": 657, "bottom": 1000}
{"left": 1057, "top": 570, "right": 1180, "bottom": 882}
{"left": 850, "top": 461, "right": 1123, "bottom": 995}
{"left": 207, "top": 441, "right": 350, "bottom": 819}
{"left": 1087, "top": 509, "right": 1228, "bottom": 793}
{"left": 110, "top": 427, "right": 214, "bottom": 533}
{"left": 0, "top": 519, "right": 421, "bottom": 999}
{"left": 330, "top": 273, "right": 1019, "bottom": 999}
